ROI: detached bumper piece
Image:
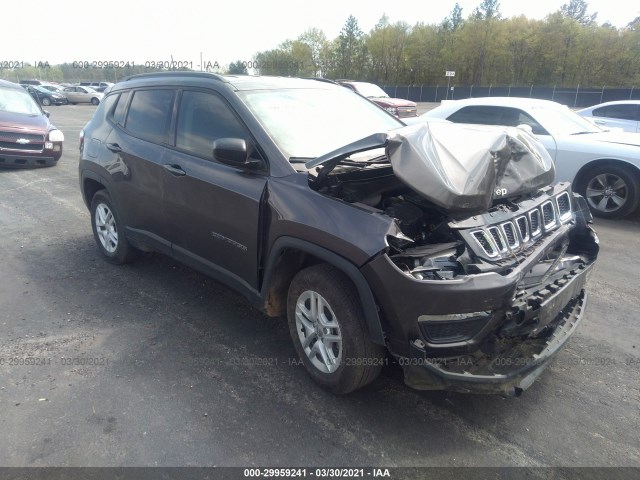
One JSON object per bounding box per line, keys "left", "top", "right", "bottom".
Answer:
{"left": 402, "top": 285, "right": 588, "bottom": 397}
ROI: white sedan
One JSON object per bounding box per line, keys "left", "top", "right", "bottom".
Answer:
{"left": 577, "top": 100, "right": 640, "bottom": 133}
{"left": 412, "top": 97, "right": 640, "bottom": 218}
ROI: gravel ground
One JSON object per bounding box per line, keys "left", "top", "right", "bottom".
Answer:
{"left": 0, "top": 104, "right": 638, "bottom": 471}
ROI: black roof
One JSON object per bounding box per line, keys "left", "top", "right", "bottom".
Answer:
{"left": 119, "top": 71, "right": 339, "bottom": 92}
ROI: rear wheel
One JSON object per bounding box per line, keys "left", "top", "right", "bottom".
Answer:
{"left": 90, "top": 190, "right": 138, "bottom": 264}
{"left": 91, "top": 97, "right": 100, "bottom": 105}
{"left": 287, "top": 264, "right": 385, "bottom": 394}
{"left": 579, "top": 165, "right": 640, "bottom": 219}
{"left": 41, "top": 97, "right": 51, "bottom": 106}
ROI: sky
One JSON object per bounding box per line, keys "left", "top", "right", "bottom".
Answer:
{"left": 2, "top": 0, "right": 637, "bottom": 69}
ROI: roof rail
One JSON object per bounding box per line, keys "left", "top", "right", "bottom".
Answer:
{"left": 123, "top": 71, "right": 228, "bottom": 83}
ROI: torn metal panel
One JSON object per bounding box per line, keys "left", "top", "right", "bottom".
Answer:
{"left": 387, "top": 123, "right": 555, "bottom": 214}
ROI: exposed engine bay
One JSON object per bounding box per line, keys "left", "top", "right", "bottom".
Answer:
{"left": 306, "top": 123, "right": 596, "bottom": 290}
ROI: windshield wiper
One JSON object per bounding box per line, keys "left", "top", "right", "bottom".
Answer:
{"left": 289, "top": 157, "right": 314, "bottom": 163}
{"left": 571, "top": 131, "right": 597, "bottom": 135}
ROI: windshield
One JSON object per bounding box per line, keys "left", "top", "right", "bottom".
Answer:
{"left": 239, "top": 87, "right": 402, "bottom": 160}
{"left": 0, "top": 86, "right": 43, "bottom": 115}
{"left": 531, "top": 105, "right": 602, "bottom": 135}
{"left": 351, "top": 82, "right": 389, "bottom": 98}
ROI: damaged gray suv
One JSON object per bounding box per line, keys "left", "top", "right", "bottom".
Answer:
{"left": 79, "top": 72, "right": 599, "bottom": 396}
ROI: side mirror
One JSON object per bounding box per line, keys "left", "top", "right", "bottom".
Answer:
{"left": 213, "top": 138, "right": 261, "bottom": 168}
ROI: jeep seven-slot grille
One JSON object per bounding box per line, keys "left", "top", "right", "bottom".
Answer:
{"left": 515, "top": 216, "right": 529, "bottom": 242}
{"left": 469, "top": 192, "right": 572, "bottom": 259}
{"left": 488, "top": 227, "right": 506, "bottom": 253}
{"left": 529, "top": 210, "right": 541, "bottom": 236}
{"left": 541, "top": 201, "right": 556, "bottom": 229}
{"left": 556, "top": 192, "right": 571, "bottom": 221}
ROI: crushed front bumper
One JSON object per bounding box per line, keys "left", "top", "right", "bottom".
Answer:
{"left": 401, "top": 262, "right": 592, "bottom": 396}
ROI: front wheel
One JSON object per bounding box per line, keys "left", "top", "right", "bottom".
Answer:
{"left": 579, "top": 165, "right": 640, "bottom": 219}
{"left": 91, "top": 97, "right": 100, "bottom": 105}
{"left": 90, "top": 190, "right": 138, "bottom": 264}
{"left": 287, "top": 264, "right": 385, "bottom": 394}
{"left": 41, "top": 97, "right": 51, "bottom": 106}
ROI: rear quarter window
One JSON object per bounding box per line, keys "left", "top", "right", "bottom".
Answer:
{"left": 112, "top": 91, "right": 130, "bottom": 127}
{"left": 593, "top": 104, "right": 638, "bottom": 121}
{"left": 124, "top": 89, "right": 175, "bottom": 144}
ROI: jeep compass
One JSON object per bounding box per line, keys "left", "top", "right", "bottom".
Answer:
{"left": 79, "top": 72, "right": 598, "bottom": 395}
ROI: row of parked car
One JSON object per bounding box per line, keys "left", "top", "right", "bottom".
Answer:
{"left": 18, "top": 80, "right": 112, "bottom": 107}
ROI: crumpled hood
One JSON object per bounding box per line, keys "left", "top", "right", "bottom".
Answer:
{"left": 387, "top": 123, "right": 556, "bottom": 214}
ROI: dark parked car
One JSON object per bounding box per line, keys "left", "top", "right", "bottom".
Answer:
{"left": 23, "top": 85, "right": 68, "bottom": 106}
{"left": 79, "top": 72, "right": 598, "bottom": 395}
{"left": 0, "top": 80, "right": 64, "bottom": 167}
{"left": 337, "top": 80, "right": 418, "bottom": 118}
{"left": 40, "top": 84, "right": 67, "bottom": 95}
{"left": 18, "top": 79, "right": 47, "bottom": 86}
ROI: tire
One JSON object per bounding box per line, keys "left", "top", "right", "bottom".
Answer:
{"left": 90, "top": 190, "right": 138, "bottom": 264}
{"left": 91, "top": 97, "right": 100, "bottom": 105}
{"left": 578, "top": 165, "right": 640, "bottom": 219}
{"left": 287, "top": 264, "right": 385, "bottom": 394}
{"left": 41, "top": 97, "right": 51, "bottom": 106}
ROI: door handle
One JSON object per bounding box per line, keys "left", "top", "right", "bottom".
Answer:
{"left": 106, "top": 142, "right": 122, "bottom": 153}
{"left": 163, "top": 164, "right": 186, "bottom": 176}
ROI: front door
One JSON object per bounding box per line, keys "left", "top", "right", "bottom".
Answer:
{"left": 161, "top": 89, "right": 268, "bottom": 290}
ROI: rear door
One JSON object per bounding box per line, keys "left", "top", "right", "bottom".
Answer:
{"left": 161, "top": 89, "right": 268, "bottom": 289}
{"left": 63, "top": 87, "right": 79, "bottom": 103}
{"left": 105, "top": 88, "right": 176, "bottom": 253}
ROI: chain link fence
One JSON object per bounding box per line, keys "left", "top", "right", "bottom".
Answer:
{"left": 382, "top": 85, "right": 639, "bottom": 107}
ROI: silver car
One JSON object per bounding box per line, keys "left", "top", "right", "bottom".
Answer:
{"left": 412, "top": 97, "right": 640, "bottom": 218}
{"left": 62, "top": 86, "right": 103, "bottom": 105}
{"left": 577, "top": 100, "right": 640, "bottom": 133}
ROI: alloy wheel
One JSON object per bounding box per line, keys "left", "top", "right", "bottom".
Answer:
{"left": 94, "top": 202, "right": 118, "bottom": 253}
{"left": 294, "top": 290, "right": 343, "bottom": 374}
{"left": 585, "top": 173, "right": 628, "bottom": 214}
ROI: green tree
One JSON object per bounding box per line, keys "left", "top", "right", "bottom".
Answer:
{"left": 442, "top": 3, "right": 464, "bottom": 31}
{"left": 559, "top": 0, "right": 597, "bottom": 26}
{"left": 366, "top": 16, "right": 411, "bottom": 84}
{"left": 298, "top": 28, "right": 329, "bottom": 77}
{"left": 335, "top": 15, "right": 368, "bottom": 78}
{"left": 472, "top": 0, "right": 501, "bottom": 20}
{"left": 228, "top": 61, "right": 248, "bottom": 75}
